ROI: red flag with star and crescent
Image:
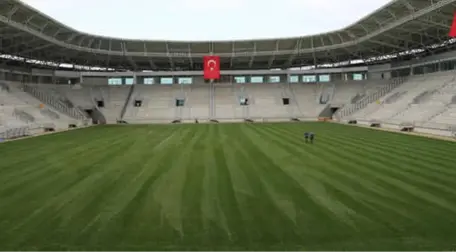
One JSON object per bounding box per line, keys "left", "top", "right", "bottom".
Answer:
{"left": 450, "top": 12, "right": 456, "bottom": 37}
{"left": 203, "top": 55, "right": 220, "bottom": 80}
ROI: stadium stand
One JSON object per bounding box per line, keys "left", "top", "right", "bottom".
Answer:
{"left": 0, "top": 0, "right": 455, "bottom": 138}
{"left": 3, "top": 1, "right": 456, "bottom": 250}
{"left": 340, "top": 71, "right": 456, "bottom": 136}
{"left": 244, "top": 83, "right": 293, "bottom": 120}
{"left": 123, "top": 85, "right": 181, "bottom": 123}
{"left": 214, "top": 84, "right": 243, "bottom": 122}
{"left": 97, "top": 86, "right": 130, "bottom": 123}
{"left": 0, "top": 82, "right": 78, "bottom": 129}
{"left": 186, "top": 85, "right": 211, "bottom": 122}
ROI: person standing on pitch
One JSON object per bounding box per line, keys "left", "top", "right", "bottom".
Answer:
{"left": 309, "top": 132, "right": 315, "bottom": 144}
{"left": 304, "top": 132, "right": 309, "bottom": 143}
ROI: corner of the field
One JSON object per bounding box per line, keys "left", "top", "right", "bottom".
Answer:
{"left": 0, "top": 125, "right": 96, "bottom": 144}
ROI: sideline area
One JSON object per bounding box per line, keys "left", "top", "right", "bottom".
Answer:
{"left": 0, "top": 125, "right": 93, "bottom": 143}
{"left": 332, "top": 121, "right": 456, "bottom": 142}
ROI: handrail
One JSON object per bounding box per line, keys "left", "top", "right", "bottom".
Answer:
{"left": 335, "top": 77, "right": 407, "bottom": 119}
{"left": 23, "top": 84, "right": 88, "bottom": 122}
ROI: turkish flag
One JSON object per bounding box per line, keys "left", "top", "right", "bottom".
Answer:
{"left": 203, "top": 55, "right": 220, "bottom": 80}
{"left": 450, "top": 12, "right": 456, "bottom": 37}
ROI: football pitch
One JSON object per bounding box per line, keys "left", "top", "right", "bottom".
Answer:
{"left": 1, "top": 122, "right": 456, "bottom": 250}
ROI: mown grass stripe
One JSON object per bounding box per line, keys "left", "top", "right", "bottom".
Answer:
{"left": 1, "top": 123, "right": 456, "bottom": 250}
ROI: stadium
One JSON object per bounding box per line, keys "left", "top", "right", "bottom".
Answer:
{"left": 1, "top": 0, "right": 456, "bottom": 250}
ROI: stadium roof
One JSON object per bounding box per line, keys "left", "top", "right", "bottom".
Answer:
{"left": 0, "top": 0, "right": 455, "bottom": 71}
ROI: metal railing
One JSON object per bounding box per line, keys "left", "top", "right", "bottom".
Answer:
{"left": 23, "top": 85, "right": 88, "bottom": 121}
{"left": 0, "top": 126, "right": 30, "bottom": 140}
{"left": 335, "top": 77, "right": 407, "bottom": 119}
{"left": 120, "top": 85, "right": 135, "bottom": 120}
{"left": 13, "top": 108, "right": 35, "bottom": 123}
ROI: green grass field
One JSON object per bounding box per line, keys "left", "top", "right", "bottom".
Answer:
{"left": 1, "top": 122, "right": 456, "bottom": 250}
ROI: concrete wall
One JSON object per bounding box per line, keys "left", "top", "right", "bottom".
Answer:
{"left": 367, "top": 63, "right": 392, "bottom": 80}
{"left": 82, "top": 77, "right": 109, "bottom": 86}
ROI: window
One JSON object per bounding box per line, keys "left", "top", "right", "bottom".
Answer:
{"left": 125, "top": 78, "right": 134, "bottom": 85}
{"left": 144, "top": 78, "right": 154, "bottom": 85}
{"left": 318, "top": 75, "right": 330, "bottom": 82}
{"left": 289, "top": 75, "right": 299, "bottom": 83}
{"left": 108, "top": 78, "right": 122, "bottom": 85}
{"left": 353, "top": 73, "right": 364, "bottom": 80}
{"left": 250, "top": 76, "right": 264, "bottom": 83}
{"left": 160, "top": 77, "right": 173, "bottom": 85}
{"left": 269, "top": 76, "right": 280, "bottom": 83}
{"left": 178, "top": 77, "right": 192, "bottom": 84}
{"left": 302, "top": 75, "right": 317, "bottom": 83}
{"left": 175, "top": 99, "right": 185, "bottom": 106}
{"left": 234, "top": 76, "right": 246, "bottom": 83}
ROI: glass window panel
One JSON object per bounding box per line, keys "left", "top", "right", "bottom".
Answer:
{"left": 144, "top": 78, "right": 154, "bottom": 85}
{"left": 234, "top": 76, "right": 246, "bottom": 83}
{"left": 250, "top": 76, "right": 264, "bottom": 83}
{"left": 289, "top": 75, "right": 299, "bottom": 83}
{"left": 178, "top": 77, "right": 192, "bottom": 84}
{"left": 302, "top": 75, "right": 317, "bottom": 83}
{"left": 269, "top": 76, "right": 280, "bottom": 83}
{"left": 318, "top": 75, "right": 330, "bottom": 82}
{"left": 160, "top": 77, "right": 173, "bottom": 85}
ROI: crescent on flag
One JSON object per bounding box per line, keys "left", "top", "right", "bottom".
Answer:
{"left": 207, "top": 59, "right": 217, "bottom": 70}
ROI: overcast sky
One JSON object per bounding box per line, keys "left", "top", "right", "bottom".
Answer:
{"left": 21, "top": 0, "right": 390, "bottom": 41}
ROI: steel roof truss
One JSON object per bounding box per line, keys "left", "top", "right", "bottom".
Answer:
{"left": 7, "top": 6, "right": 19, "bottom": 20}
{"left": 285, "top": 38, "right": 301, "bottom": 68}
{"left": 122, "top": 41, "right": 137, "bottom": 70}
{"left": 65, "top": 33, "right": 78, "bottom": 43}
{"left": 336, "top": 33, "right": 345, "bottom": 43}
{"left": 24, "top": 14, "right": 37, "bottom": 25}
{"left": 39, "top": 21, "right": 51, "bottom": 33}
{"left": 143, "top": 43, "right": 157, "bottom": 70}
{"left": 87, "top": 37, "right": 95, "bottom": 48}
{"left": 248, "top": 42, "right": 256, "bottom": 68}
{"left": 52, "top": 28, "right": 62, "bottom": 38}
{"left": 420, "top": 18, "right": 450, "bottom": 29}
{"left": 267, "top": 40, "right": 280, "bottom": 68}
{"left": 370, "top": 39, "right": 405, "bottom": 50}
{"left": 230, "top": 42, "right": 235, "bottom": 68}
{"left": 400, "top": 0, "right": 415, "bottom": 11}
{"left": 165, "top": 42, "right": 175, "bottom": 69}
{"left": 311, "top": 37, "right": 317, "bottom": 66}
{"left": 98, "top": 40, "right": 103, "bottom": 50}
{"left": 77, "top": 36, "right": 86, "bottom": 46}
{"left": 20, "top": 43, "right": 53, "bottom": 55}
{"left": 188, "top": 44, "right": 193, "bottom": 68}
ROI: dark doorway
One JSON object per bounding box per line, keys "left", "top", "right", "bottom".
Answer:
{"left": 175, "top": 99, "right": 185, "bottom": 107}
{"left": 282, "top": 98, "right": 290, "bottom": 105}
{"left": 134, "top": 100, "right": 142, "bottom": 107}
{"left": 97, "top": 100, "right": 104, "bottom": 108}
{"left": 84, "top": 109, "right": 97, "bottom": 124}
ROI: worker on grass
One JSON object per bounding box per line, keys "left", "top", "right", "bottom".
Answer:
{"left": 309, "top": 132, "right": 315, "bottom": 144}
{"left": 304, "top": 132, "right": 309, "bottom": 143}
